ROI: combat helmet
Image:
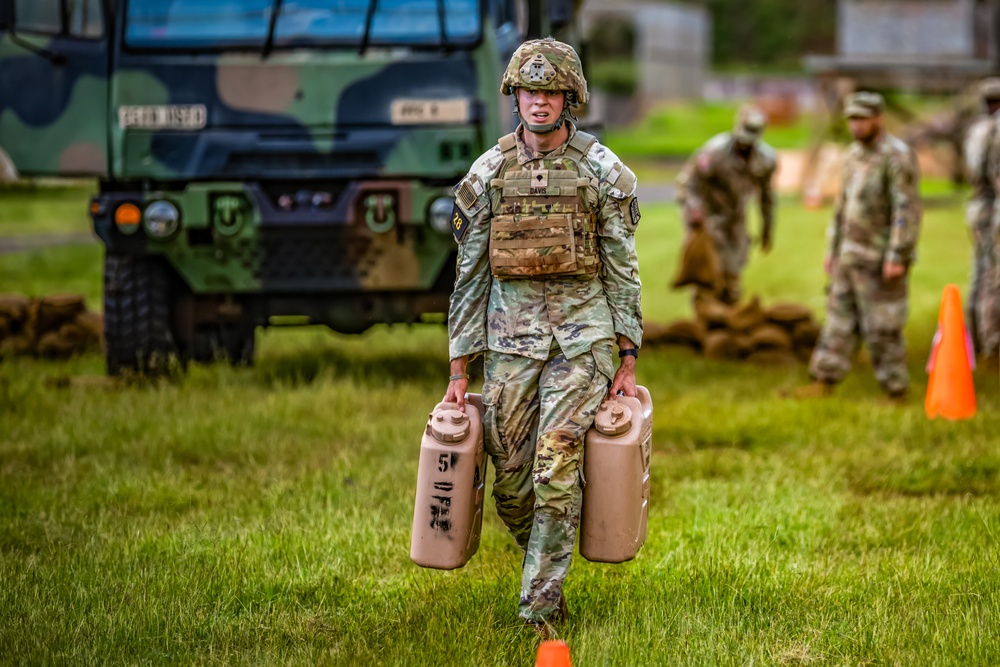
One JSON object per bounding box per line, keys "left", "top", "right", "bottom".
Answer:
{"left": 978, "top": 78, "right": 1000, "bottom": 107}
{"left": 733, "top": 105, "right": 767, "bottom": 145}
{"left": 500, "top": 37, "right": 588, "bottom": 134}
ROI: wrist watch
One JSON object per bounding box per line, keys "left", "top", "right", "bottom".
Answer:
{"left": 618, "top": 348, "right": 638, "bottom": 359}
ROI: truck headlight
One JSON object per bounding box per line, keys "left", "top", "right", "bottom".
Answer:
{"left": 429, "top": 197, "right": 455, "bottom": 235}
{"left": 143, "top": 200, "right": 181, "bottom": 239}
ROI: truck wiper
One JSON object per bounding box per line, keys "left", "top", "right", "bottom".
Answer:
{"left": 436, "top": 0, "right": 448, "bottom": 50}
{"left": 261, "top": 0, "right": 284, "bottom": 60}
{"left": 359, "top": 0, "right": 378, "bottom": 55}
{"left": 9, "top": 28, "right": 64, "bottom": 65}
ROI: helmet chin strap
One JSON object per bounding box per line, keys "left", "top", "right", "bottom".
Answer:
{"left": 512, "top": 101, "right": 573, "bottom": 135}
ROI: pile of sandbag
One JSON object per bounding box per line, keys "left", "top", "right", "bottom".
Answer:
{"left": 644, "top": 296, "right": 821, "bottom": 364}
{"left": 0, "top": 293, "right": 102, "bottom": 359}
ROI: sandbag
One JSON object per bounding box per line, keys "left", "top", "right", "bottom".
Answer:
{"left": 694, "top": 295, "right": 732, "bottom": 329}
{"left": 671, "top": 228, "right": 722, "bottom": 291}
{"left": 662, "top": 319, "right": 706, "bottom": 348}
{"left": 0, "top": 294, "right": 29, "bottom": 322}
{"left": 35, "top": 294, "right": 86, "bottom": 333}
{"left": 745, "top": 349, "right": 800, "bottom": 366}
{"left": 765, "top": 302, "right": 813, "bottom": 325}
{"left": 792, "top": 320, "right": 821, "bottom": 350}
{"left": 725, "top": 296, "right": 765, "bottom": 332}
{"left": 749, "top": 323, "right": 794, "bottom": 351}
{"left": 732, "top": 333, "right": 754, "bottom": 358}
{"left": 0, "top": 333, "right": 33, "bottom": 358}
{"left": 57, "top": 322, "right": 90, "bottom": 346}
{"left": 644, "top": 320, "right": 706, "bottom": 348}
{"left": 703, "top": 330, "right": 740, "bottom": 360}
{"left": 641, "top": 321, "right": 672, "bottom": 346}
{"left": 74, "top": 311, "right": 104, "bottom": 346}
{"left": 36, "top": 331, "right": 81, "bottom": 359}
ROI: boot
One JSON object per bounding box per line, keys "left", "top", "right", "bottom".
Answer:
{"left": 979, "top": 354, "right": 999, "bottom": 373}
{"left": 783, "top": 380, "right": 834, "bottom": 399}
{"left": 878, "top": 389, "right": 908, "bottom": 406}
{"left": 557, "top": 593, "right": 569, "bottom": 623}
{"left": 524, "top": 620, "right": 554, "bottom": 641}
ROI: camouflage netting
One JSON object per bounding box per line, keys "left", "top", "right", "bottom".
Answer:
{"left": 644, "top": 295, "right": 821, "bottom": 365}
{"left": 0, "top": 293, "right": 103, "bottom": 360}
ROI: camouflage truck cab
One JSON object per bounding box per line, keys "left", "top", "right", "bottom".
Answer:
{"left": 0, "top": 0, "right": 557, "bottom": 374}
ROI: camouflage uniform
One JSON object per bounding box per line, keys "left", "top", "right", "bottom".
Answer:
{"left": 448, "top": 40, "right": 642, "bottom": 628}
{"left": 810, "top": 93, "right": 922, "bottom": 396}
{"left": 676, "top": 106, "right": 777, "bottom": 304}
{"left": 962, "top": 79, "right": 1000, "bottom": 354}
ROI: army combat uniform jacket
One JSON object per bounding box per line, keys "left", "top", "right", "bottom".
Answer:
{"left": 448, "top": 125, "right": 643, "bottom": 363}
{"left": 675, "top": 132, "right": 778, "bottom": 236}
{"left": 826, "top": 133, "right": 921, "bottom": 268}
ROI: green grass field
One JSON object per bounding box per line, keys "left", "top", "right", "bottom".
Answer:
{"left": 606, "top": 102, "right": 817, "bottom": 160}
{"left": 2, "top": 182, "right": 999, "bottom": 665}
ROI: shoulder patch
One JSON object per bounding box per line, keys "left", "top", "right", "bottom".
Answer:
{"left": 455, "top": 178, "right": 478, "bottom": 211}
{"left": 630, "top": 198, "right": 641, "bottom": 227}
{"left": 451, "top": 204, "right": 471, "bottom": 243}
{"left": 697, "top": 152, "right": 712, "bottom": 174}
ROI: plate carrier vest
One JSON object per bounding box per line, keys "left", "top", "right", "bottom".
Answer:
{"left": 487, "top": 130, "right": 601, "bottom": 280}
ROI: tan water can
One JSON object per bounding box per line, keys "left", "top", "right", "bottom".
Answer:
{"left": 410, "top": 397, "right": 487, "bottom": 570}
{"left": 580, "top": 385, "right": 653, "bottom": 563}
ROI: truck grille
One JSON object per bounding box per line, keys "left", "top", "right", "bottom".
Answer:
{"left": 256, "top": 227, "right": 381, "bottom": 291}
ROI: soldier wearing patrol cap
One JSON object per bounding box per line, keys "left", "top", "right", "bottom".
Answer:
{"left": 795, "top": 91, "right": 922, "bottom": 400}
{"left": 676, "top": 104, "right": 778, "bottom": 304}
{"left": 965, "top": 78, "right": 1000, "bottom": 359}
{"left": 442, "top": 37, "right": 643, "bottom": 639}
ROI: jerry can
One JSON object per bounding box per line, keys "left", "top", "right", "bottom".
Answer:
{"left": 580, "top": 385, "right": 653, "bottom": 563}
{"left": 410, "top": 396, "right": 487, "bottom": 570}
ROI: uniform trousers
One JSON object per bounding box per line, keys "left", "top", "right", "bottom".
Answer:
{"left": 810, "top": 260, "right": 909, "bottom": 395}
{"left": 481, "top": 339, "right": 612, "bottom": 623}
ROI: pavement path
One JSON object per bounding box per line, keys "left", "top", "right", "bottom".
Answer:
{"left": 0, "top": 232, "right": 97, "bottom": 256}
{"left": 636, "top": 184, "right": 677, "bottom": 204}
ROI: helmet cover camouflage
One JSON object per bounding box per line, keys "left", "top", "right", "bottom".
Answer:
{"left": 500, "top": 37, "right": 588, "bottom": 107}
{"left": 733, "top": 104, "right": 767, "bottom": 144}
{"left": 979, "top": 77, "right": 1000, "bottom": 103}
{"left": 842, "top": 91, "right": 884, "bottom": 119}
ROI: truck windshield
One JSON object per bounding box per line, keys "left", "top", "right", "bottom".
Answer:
{"left": 125, "top": 0, "right": 480, "bottom": 49}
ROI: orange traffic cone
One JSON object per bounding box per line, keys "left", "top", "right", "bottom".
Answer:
{"left": 536, "top": 640, "right": 572, "bottom": 667}
{"left": 925, "top": 284, "right": 976, "bottom": 420}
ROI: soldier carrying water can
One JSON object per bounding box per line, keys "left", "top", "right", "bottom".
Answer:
{"left": 442, "top": 38, "right": 643, "bottom": 640}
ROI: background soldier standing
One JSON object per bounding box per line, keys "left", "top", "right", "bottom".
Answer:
{"left": 962, "top": 78, "right": 1000, "bottom": 357}
{"left": 442, "top": 39, "right": 643, "bottom": 639}
{"left": 798, "top": 92, "right": 922, "bottom": 400}
{"left": 675, "top": 105, "right": 778, "bottom": 304}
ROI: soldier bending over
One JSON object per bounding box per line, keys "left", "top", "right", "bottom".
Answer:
{"left": 676, "top": 105, "right": 778, "bottom": 304}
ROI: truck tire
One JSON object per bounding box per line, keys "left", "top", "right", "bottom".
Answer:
{"left": 191, "top": 323, "right": 255, "bottom": 367}
{"left": 103, "top": 253, "right": 179, "bottom": 376}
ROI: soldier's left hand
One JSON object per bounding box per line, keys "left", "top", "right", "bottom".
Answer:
{"left": 609, "top": 356, "right": 637, "bottom": 398}
{"left": 883, "top": 260, "right": 906, "bottom": 280}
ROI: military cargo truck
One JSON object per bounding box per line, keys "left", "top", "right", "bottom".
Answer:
{"left": 0, "top": 0, "right": 575, "bottom": 374}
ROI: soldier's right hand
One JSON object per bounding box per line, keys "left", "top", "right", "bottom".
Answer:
{"left": 823, "top": 257, "right": 836, "bottom": 276}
